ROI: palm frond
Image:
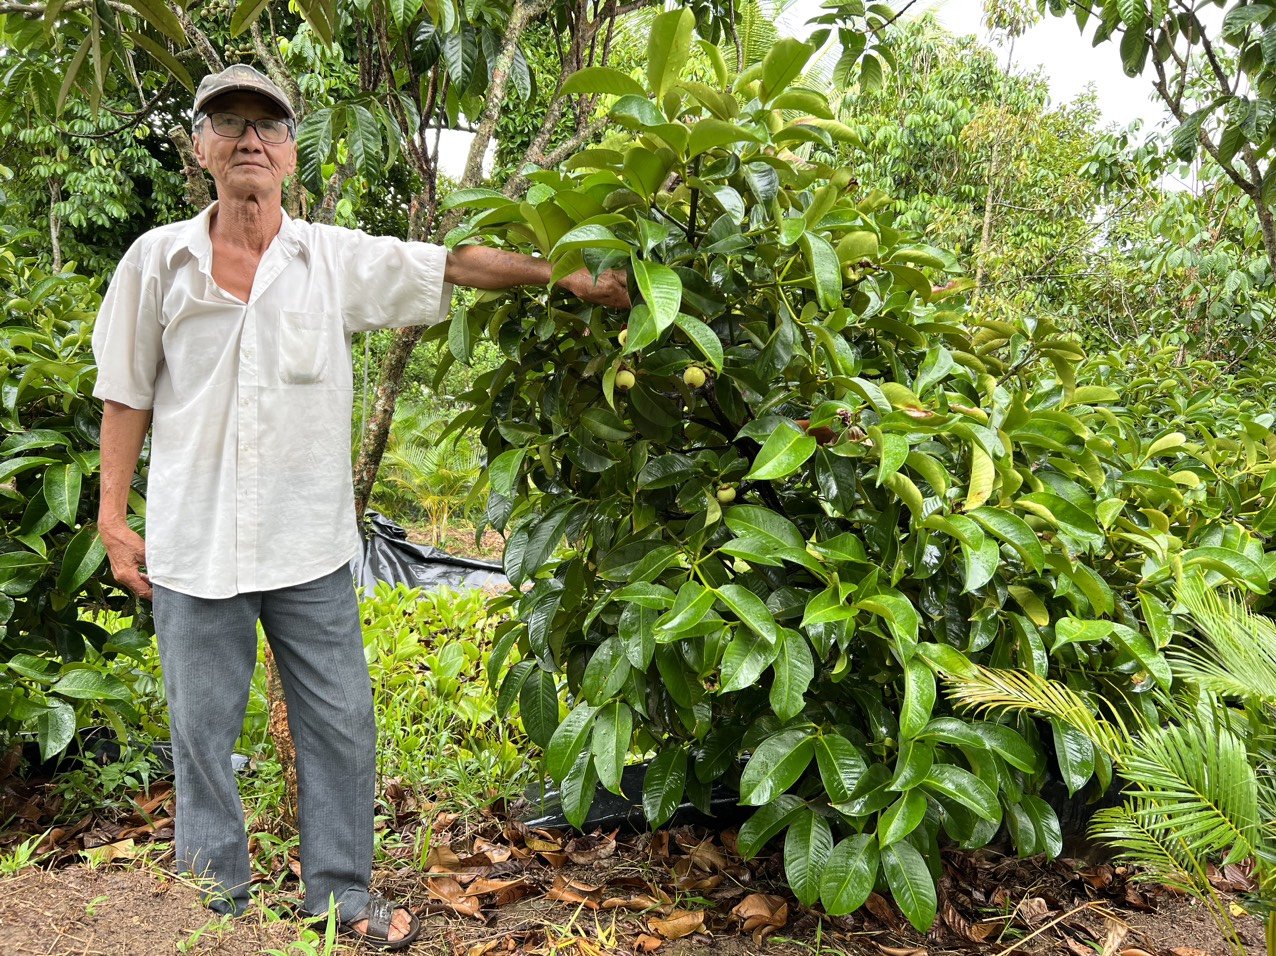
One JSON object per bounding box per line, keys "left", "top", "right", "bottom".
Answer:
{"left": 1119, "top": 713, "right": 1260, "bottom": 866}
{"left": 1174, "top": 576, "right": 1276, "bottom": 710}
{"left": 1089, "top": 803, "right": 1209, "bottom": 895}
{"left": 943, "top": 664, "right": 1126, "bottom": 758}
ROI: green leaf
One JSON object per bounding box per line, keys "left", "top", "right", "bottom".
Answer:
{"left": 546, "top": 700, "right": 598, "bottom": 783}
{"left": 673, "top": 314, "right": 724, "bottom": 372}
{"left": 879, "top": 790, "right": 928, "bottom": 846}
{"left": 592, "top": 701, "right": 632, "bottom": 794}
{"left": 899, "top": 659, "right": 936, "bottom": 740}
{"left": 1021, "top": 794, "right": 1063, "bottom": 857}
{"left": 784, "top": 808, "right": 834, "bottom": 906}
{"left": 688, "top": 118, "right": 762, "bottom": 158}
{"left": 229, "top": 0, "right": 271, "bottom": 36}
{"left": 1181, "top": 546, "right": 1269, "bottom": 591}
{"left": 724, "top": 505, "right": 803, "bottom": 548}
{"left": 646, "top": 7, "right": 695, "bottom": 100}
{"left": 642, "top": 746, "right": 688, "bottom": 826}
{"left": 297, "top": 108, "right": 336, "bottom": 195}
{"left": 816, "top": 733, "right": 868, "bottom": 803}
{"left": 820, "top": 835, "right": 879, "bottom": 916}
{"left": 771, "top": 631, "right": 814, "bottom": 721}
{"left": 801, "top": 232, "right": 843, "bottom": 310}
{"left": 968, "top": 507, "right": 1045, "bottom": 572}
{"left": 1052, "top": 721, "right": 1095, "bottom": 796}
{"left": 719, "top": 628, "right": 779, "bottom": 693}
{"left": 923, "top": 764, "right": 1000, "bottom": 822}
{"left": 631, "top": 258, "right": 682, "bottom": 337}
{"left": 716, "top": 584, "right": 780, "bottom": 643}
{"left": 55, "top": 524, "right": 106, "bottom": 596}
{"left": 51, "top": 669, "right": 130, "bottom": 701}
{"left": 123, "top": 0, "right": 186, "bottom": 44}
{"left": 737, "top": 794, "right": 804, "bottom": 858}
{"left": 745, "top": 421, "right": 817, "bottom": 481}
{"left": 560, "top": 750, "right": 599, "bottom": 829}
{"left": 559, "top": 66, "right": 647, "bottom": 98}
{"left": 43, "top": 463, "right": 82, "bottom": 526}
{"left": 760, "top": 38, "right": 815, "bottom": 101}
{"left": 344, "top": 104, "right": 383, "bottom": 173}
{"left": 519, "top": 668, "right": 559, "bottom": 748}
{"left": 125, "top": 31, "right": 194, "bottom": 93}
{"left": 37, "top": 699, "right": 76, "bottom": 761}
{"left": 881, "top": 842, "right": 938, "bottom": 932}
{"left": 739, "top": 729, "right": 816, "bottom": 805}
{"left": 582, "top": 636, "right": 631, "bottom": 704}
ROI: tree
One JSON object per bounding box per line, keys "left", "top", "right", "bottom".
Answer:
{"left": 442, "top": 9, "right": 1276, "bottom": 927}
{"left": 1039, "top": 0, "right": 1276, "bottom": 278}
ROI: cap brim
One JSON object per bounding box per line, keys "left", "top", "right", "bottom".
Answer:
{"left": 195, "top": 85, "right": 295, "bottom": 120}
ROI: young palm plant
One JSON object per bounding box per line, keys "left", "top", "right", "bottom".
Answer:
{"left": 944, "top": 574, "right": 1275, "bottom": 955}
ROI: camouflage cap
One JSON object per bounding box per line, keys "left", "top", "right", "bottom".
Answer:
{"left": 194, "top": 64, "right": 295, "bottom": 120}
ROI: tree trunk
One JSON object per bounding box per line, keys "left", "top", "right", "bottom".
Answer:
{"left": 351, "top": 0, "right": 548, "bottom": 516}
{"left": 48, "top": 178, "right": 62, "bottom": 272}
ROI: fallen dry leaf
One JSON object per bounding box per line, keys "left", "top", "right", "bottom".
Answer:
{"left": 1064, "top": 939, "right": 1093, "bottom": 956}
{"left": 1100, "top": 918, "right": 1130, "bottom": 956}
{"left": 864, "top": 892, "right": 902, "bottom": 930}
{"left": 461, "top": 877, "right": 529, "bottom": 898}
{"left": 633, "top": 934, "right": 663, "bottom": 953}
{"left": 428, "top": 876, "right": 484, "bottom": 918}
{"left": 1017, "top": 896, "right": 1051, "bottom": 926}
{"left": 1117, "top": 949, "right": 1156, "bottom": 956}
{"left": 877, "top": 946, "right": 927, "bottom": 956}
{"left": 1169, "top": 949, "right": 1211, "bottom": 956}
{"left": 601, "top": 894, "right": 661, "bottom": 912}
{"left": 565, "top": 831, "right": 618, "bottom": 865}
{"left": 731, "top": 893, "right": 787, "bottom": 933}
{"left": 545, "top": 875, "right": 601, "bottom": 909}
{"left": 686, "top": 840, "right": 729, "bottom": 873}
{"left": 525, "top": 836, "right": 562, "bottom": 853}
{"left": 649, "top": 910, "right": 704, "bottom": 940}
{"left": 81, "top": 838, "right": 137, "bottom": 866}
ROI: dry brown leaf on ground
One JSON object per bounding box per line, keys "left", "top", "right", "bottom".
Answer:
{"left": 686, "top": 839, "right": 729, "bottom": 873}
{"left": 1017, "top": 896, "right": 1052, "bottom": 926}
{"left": 546, "top": 875, "right": 602, "bottom": 909}
{"left": 649, "top": 909, "right": 704, "bottom": 939}
{"left": 80, "top": 838, "right": 137, "bottom": 866}
{"left": 1117, "top": 949, "right": 1156, "bottom": 956}
{"left": 632, "top": 934, "right": 663, "bottom": 952}
{"left": 1099, "top": 918, "right": 1130, "bottom": 956}
{"left": 1169, "top": 948, "right": 1212, "bottom": 956}
{"left": 601, "top": 894, "right": 661, "bottom": 911}
{"left": 864, "top": 892, "right": 903, "bottom": 930}
{"left": 877, "top": 946, "right": 927, "bottom": 956}
{"left": 460, "top": 877, "right": 530, "bottom": 899}
{"left": 428, "top": 876, "right": 485, "bottom": 918}
{"left": 730, "top": 893, "right": 788, "bottom": 933}
{"left": 565, "top": 831, "right": 618, "bottom": 865}
{"left": 473, "top": 837, "right": 512, "bottom": 864}
{"left": 1063, "top": 938, "right": 1093, "bottom": 956}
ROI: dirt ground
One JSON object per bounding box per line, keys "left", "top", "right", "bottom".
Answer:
{"left": 0, "top": 835, "right": 1265, "bottom": 956}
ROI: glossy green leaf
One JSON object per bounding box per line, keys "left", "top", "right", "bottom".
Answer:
{"left": 739, "top": 729, "right": 816, "bottom": 805}
{"left": 642, "top": 745, "right": 688, "bottom": 826}
{"left": 784, "top": 807, "right": 833, "bottom": 906}
{"left": 881, "top": 842, "right": 938, "bottom": 932}
{"left": 820, "top": 835, "right": 879, "bottom": 916}
{"left": 745, "top": 422, "right": 817, "bottom": 481}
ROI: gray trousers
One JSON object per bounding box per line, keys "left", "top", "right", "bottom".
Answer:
{"left": 152, "top": 565, "right": 375, "bottom": 918}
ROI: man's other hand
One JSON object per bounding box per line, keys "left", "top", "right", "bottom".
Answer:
{"left": 564, "top": 267, "right": 631, "bottom": 310}
{"left": 100, "top": 521, "right": 152, "bottom": 600}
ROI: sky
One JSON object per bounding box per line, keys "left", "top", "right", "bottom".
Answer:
{"left": 783, "top": 0, "right": 1174, "bottom": 133}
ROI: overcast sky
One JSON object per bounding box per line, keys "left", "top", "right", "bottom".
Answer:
{"left": 784, "top": 0, "right": 1174, "bottom": 133}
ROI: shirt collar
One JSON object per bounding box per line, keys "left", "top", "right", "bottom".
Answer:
{"left": 165, "top": 201, "right": 307, "bottom": 269}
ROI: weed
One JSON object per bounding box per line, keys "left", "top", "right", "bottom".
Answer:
{"left": 0, "top": 832, "right": 49, "bottom": 877}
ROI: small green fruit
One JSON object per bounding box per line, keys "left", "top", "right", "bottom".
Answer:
{"left": 683, "top": 365, "right": 707, "bottom": 388}
{"left": 618, "top": 328, "right": 628, "bottom": 347}
{"left": 716, "top": 485, "right": 736, "bottom": 504}
{"left": 615, "top": 369, "right": 636, "bottom": 391}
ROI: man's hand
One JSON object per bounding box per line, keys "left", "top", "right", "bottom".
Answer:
{"left": 563, "top": 267, "right": 631, "bottom": 310}
{"left": 100, "top": 520, "right": 152, "bottom": 600}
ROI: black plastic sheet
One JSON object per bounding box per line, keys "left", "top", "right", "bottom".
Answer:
{"left": 352, "top": 511, "right": 508, "bottom": 592}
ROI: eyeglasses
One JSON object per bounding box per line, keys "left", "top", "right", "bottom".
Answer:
{"left": 200, "top": 111, "right": 294, "bottom": 145}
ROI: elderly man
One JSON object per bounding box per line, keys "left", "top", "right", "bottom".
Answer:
{"left": 93, "top": 64, "right": 627, "bottom": 950}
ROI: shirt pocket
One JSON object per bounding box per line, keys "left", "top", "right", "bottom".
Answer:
{"left": 278, "top": 310, "right": 330, "bottom": 384}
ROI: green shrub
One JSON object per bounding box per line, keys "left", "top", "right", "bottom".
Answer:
{"left": 440, "top": 14, "right": 1276, "bottom": 930}
{"left": 0, "top": 227, "right": 149, "bottom": 761}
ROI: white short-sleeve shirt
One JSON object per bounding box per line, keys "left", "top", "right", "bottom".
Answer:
{"left": 92, "top": 202, "right": 453, "bottom": 599}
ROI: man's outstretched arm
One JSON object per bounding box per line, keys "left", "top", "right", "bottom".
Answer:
{"left": 445, "top": 246, "right": 631, "bottom": 310}
{"left": 98, "top": 399, "right": 153, "bottom": 600}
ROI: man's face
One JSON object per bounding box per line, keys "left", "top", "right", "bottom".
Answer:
{"left": 192, "top": 91, "right": 297, "bottom": 197}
